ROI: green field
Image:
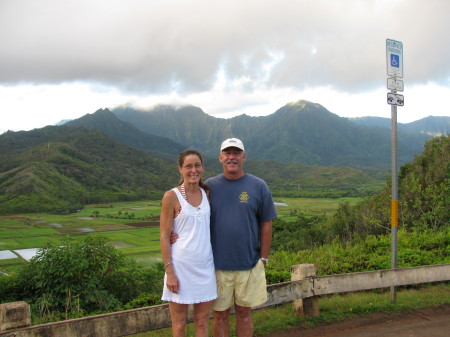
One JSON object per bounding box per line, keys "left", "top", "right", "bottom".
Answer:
{"left": 274, "top": 197, "right": 360, "bottom": 221}
{"left": 0, "top": 197, "right": 360, "bottom": 274}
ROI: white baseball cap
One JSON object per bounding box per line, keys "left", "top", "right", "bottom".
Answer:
{"left": 220, "top": 138, "right": 245, "bottom": 152}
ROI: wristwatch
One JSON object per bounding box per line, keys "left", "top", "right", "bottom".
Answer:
{"left": 260, "top": 257, "right": 269, "bottom": 265}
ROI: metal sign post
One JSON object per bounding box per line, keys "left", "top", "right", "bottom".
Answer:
{"left": 390, "top": 102, "right": 398, "bottom": 303}
{"left": 386, "top": 38, "right": 403, "bottom": 303}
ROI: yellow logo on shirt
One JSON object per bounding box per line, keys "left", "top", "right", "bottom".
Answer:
{"left": 239, "top": 192, "right": 249, "bottom": 203}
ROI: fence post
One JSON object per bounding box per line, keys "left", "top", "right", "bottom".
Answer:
{"left": 290, "top": 264, "right": 319, "bottom": 317}
{"left": 0, "top": 301, "right": 31, "bottom": 332}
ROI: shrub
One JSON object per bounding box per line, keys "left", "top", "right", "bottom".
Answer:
{"left": 267, "top": 229, "right": 449, "bottom": 283}
{"left": 9, "top": 235, "right": 164, "bottom": 322}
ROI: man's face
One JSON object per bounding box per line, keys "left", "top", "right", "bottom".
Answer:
{"left": 219, "top": 147, "right": 246, "bottom": 176}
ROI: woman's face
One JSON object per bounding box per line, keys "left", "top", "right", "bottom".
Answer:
{"left": 179, "top": 154, "right": 204, "bottom": 185}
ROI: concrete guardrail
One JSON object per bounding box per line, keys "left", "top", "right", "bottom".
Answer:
{"left": 1, "top": 263, "right": 449, "bottom": 337}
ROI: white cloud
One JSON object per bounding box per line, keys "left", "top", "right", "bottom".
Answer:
{"left": 0, "top": 0, "right": 449, "bottom": 133}
{"left": 0, "top": 83, "right": 129, "bottom": 131}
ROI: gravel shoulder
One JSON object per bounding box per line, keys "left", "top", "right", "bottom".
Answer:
{"left": 264, "top": 304, "right": 450, "bottom": 337}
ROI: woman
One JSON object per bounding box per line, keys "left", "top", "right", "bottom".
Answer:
{"left": 160, "top": 149, "right": 217, "bottom": 337}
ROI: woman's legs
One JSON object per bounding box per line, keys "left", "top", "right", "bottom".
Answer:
{"left": 193, "top": 301, "right": 213, "bottom": 337}
{"left": 169, "top": 302, "right": 188, "bottom": 337}
{"left": 169, "top": 301, "right": 212, "bottom": 337}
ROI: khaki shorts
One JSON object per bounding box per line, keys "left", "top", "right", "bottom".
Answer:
{"left": 212, "top": 259, "right": 268, "bottom": 311}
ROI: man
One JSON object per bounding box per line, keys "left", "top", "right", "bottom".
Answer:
{"left": 206, "top": 138, "right": 277, "bottom": 337}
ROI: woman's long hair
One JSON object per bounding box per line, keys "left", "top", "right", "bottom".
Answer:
{"left": 178, "top": 149, "right": 209, "bottom": 192}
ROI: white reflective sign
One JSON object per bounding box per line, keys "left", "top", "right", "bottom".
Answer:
{"left": 387, "top": 93, "right": 404, "bottom": 106}
{"left": 386, "top": 39, "right": 403, "bottom": 78}
{"left": 387, "top": 78, "right": 404, "bottom": 91}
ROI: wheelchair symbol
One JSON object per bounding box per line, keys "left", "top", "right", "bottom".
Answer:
{"left": 391, "top": 54, "right": 400, "bottom": 68}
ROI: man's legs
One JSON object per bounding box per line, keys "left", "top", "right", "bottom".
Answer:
{"left": 213, "top": 305, "right": 252, "bottom": 337}
{"left": 213, "top": 308, "right": 231, "bottom": 337}
{"left": 234, "top": 304, "right": 253, "bottom": 337}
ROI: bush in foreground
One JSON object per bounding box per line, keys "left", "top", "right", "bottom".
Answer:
{"left": 0, "top": 235, "right": 164, "bottom": 322}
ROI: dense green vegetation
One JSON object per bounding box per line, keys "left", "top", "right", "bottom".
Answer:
{"left": 267, "top": 229, "right": 449, "bottom": 283}
{"left": 0, "top": 236, "right": 164, "bottom": 323}
{"left": 0, "top": 126, "right": 179, "bottom": 213}
{"left": 271, "top": 135, "right": 449, "bottom": 244}
{"left": 248, "top": 160, "right": 381, "bottom": 198}
{"left": 0, "top": 133, "right": 447, "bottom": 326}
{"left": 330, "top": 134, "right": 449, "bottom": 238}
{"left": 0, "top": 200, "right": 164, "bottom": 275}
{"left": 265, "top": 135, "right": 449, "bottom": 282}
{"left": 0, "top": 197, "right": 355, "bottom": 276}
{"left": 0, "top": 123, "right": 378, "bottom": 214}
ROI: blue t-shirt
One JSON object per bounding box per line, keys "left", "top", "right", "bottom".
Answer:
{"left": 205, "top": 173, "right": 277, "bottom": 270}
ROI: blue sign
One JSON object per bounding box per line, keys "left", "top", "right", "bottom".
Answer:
{"left": 391, "top": 54, "right": 400, "bottom": 68}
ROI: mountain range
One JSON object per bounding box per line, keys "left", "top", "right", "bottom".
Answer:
{"left": 349, "top": 115, "right": 450, "bottom": 136}
{"left": 112, "top": 100, "right": 439, "bottom": 170}
{"left": 0, "top": 125, "right": 182, "bottom": 213}
{"left": 1, "top": 99, "right": 447, "bottom": 213}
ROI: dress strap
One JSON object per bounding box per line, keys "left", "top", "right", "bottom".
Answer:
{"left": 180, "top": 183, "right": 188, "bottom": 201}
{"left": 176, "top": 184, "right": 188, "bottom": 216}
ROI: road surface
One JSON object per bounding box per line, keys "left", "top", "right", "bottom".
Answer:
{"left": 265, "top": 304, "right": 450, "bottom": 337}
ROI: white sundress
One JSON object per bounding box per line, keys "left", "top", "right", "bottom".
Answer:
{"left": 161, "top": 187, "right": 217, "bottom": 304}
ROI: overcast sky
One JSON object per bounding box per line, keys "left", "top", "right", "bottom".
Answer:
{"left": 1, "top": 0, "right": 450, "bottom": 133}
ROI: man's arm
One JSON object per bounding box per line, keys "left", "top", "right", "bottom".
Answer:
{"left": 260, "top": 220, "right": 272, "bottom": 263}
{"left": 170, "top": 232, "right": 179, "bottom": 244}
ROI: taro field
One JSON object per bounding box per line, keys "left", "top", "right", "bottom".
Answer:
{"left": 0, "top": 200, "right": 163, "bottom": 275}
{"left": 0, "top": 197, "right": 360, "bottom": 275}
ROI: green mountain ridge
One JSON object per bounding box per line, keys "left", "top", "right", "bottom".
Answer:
{"left": 2, "top": 99, "right": 438, "bottom": 214}
{"left": 349, "top": 115, "right": 450, "bottom": 136}
{"left": 0, "top": 121, "right": 377, "bottom": 213}
{"left": 113, "top": 100, "right": 431, "bottom": 169}
{"left": 65, "top": 108, "right": 185, "bottom": 159}
{"left": 0, "top": 126, "right": 180, "bottom": 213}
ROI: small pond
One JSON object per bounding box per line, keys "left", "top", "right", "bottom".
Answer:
{"left": 75, "top": 228, "right": 95, "bottom": 232}
{"left": 0, "top": 250, "right": 18, "bottom": 260}
{"left": 14, "top": 248, "right": 39, "bottom": 261}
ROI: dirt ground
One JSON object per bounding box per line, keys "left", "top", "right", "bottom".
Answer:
{"left": 265, "top": 304, "right": 450, "bottom": 337}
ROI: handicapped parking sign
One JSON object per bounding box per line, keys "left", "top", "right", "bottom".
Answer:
{"left": 386, "top": 39, "right": 403, "bottom": 77}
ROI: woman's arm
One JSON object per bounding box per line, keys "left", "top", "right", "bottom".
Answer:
{"left": 159, "top": 190, "right": 180, "bottom": 293}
